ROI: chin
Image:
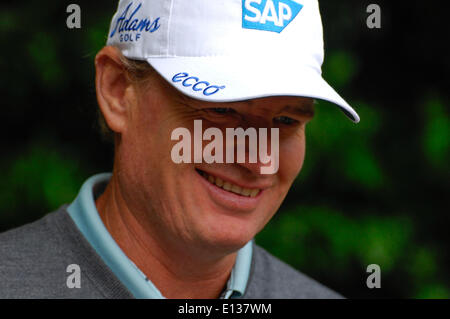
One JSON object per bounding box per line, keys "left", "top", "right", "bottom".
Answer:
{"left": 194, "top": 213, "right": 260, "bottom": 253}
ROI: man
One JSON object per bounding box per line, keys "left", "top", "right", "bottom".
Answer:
{"left": 0, "top": 0, "right": 359, "bottom": 299}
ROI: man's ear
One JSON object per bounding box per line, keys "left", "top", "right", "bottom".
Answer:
{"left": 95, "top": 46, "right": 133, "bottom": 134}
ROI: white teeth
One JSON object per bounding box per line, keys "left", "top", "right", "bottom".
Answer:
{"left": 199, "top": 171, "right": 261, "bottom": 197}
{"left": 215, "top": 177, "right": 224, "bottom": 187}
{"left": 242, "top": 188, "right": 252, "bottom": 197}
{"left": 250, "top": 189, "right": 260, "bottom": 198}
{"left": 223, "top": 182, "right": 232, "bottom": 191}
{"left": 231, "top": 185, "right": 242, "bottom": 195}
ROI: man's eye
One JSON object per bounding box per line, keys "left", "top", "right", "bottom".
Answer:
{"left": 210, "top": 108, "right": 234, "bottom": 115}
{"left": 274, "top": 116, "right": 298, "bottom": 125}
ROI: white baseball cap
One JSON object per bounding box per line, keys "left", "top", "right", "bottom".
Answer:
{"left": 106, "top": 0, "right": 360, "bottom": 123}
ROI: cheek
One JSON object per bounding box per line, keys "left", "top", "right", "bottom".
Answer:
{"left": 128, "top": 98, "right": 177, "bottom": 161}
{"left": 125, "top": 97, "right": 199, "bottom": 193}
{"left": 278, "top": 132, "right": 306, "bottom": 185}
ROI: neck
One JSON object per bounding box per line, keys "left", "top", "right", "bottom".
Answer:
{"left": 95, "top": 174, "right": 236, "bottom": 299}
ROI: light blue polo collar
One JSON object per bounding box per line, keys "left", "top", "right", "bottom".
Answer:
{"left": 67, "top": 173, "right": 252, "bottom": 299}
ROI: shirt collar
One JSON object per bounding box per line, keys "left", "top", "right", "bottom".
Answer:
{"left": 67, "top": 173, "right": 252, "bottom": 299}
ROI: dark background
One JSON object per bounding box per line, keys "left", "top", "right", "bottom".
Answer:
{"left": 0, "top": 1, "right": 448, "bottom": 298}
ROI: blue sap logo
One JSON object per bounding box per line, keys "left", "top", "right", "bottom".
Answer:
{"left": 109, "top": 2, "right": 160, "bottom": 42}
{"left": 242, "top": 0, "right": 303, "bottom": 33}
{"left": 172, "top": 73, "right": 226, "bottom": 96}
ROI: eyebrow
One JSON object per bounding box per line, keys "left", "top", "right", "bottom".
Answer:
{"left": 282, "top": 103, "right": 315, "bottom": 117}
{"left": 244, "top": 98, "right": 315, "bottom": 114}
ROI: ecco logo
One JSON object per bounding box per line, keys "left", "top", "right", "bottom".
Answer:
{"left": 242, "top": 0, "right": 304, "bottom": 33}
{"left": 172, "top": 73, "right": 226, "bottom": 96}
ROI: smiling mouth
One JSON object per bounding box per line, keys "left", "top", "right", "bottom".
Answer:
{"left": 196, "top": 169, "right": 261, "bottom": 198}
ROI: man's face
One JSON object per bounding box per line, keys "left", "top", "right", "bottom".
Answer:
{"left": 117, "top": 73, "right": 314, "bottom": 254}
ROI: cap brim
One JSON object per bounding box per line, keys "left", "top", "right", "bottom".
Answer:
{"left": 147, "top": 56, "right": 360, "bottom": 123}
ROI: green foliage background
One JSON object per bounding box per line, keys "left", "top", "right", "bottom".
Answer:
{"left": 0, "top": 1, "right": 448, "bottom": 298}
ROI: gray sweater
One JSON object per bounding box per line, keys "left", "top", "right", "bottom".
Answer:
{"left": 0, "top": 206, "right": 342, "bottom": 299}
